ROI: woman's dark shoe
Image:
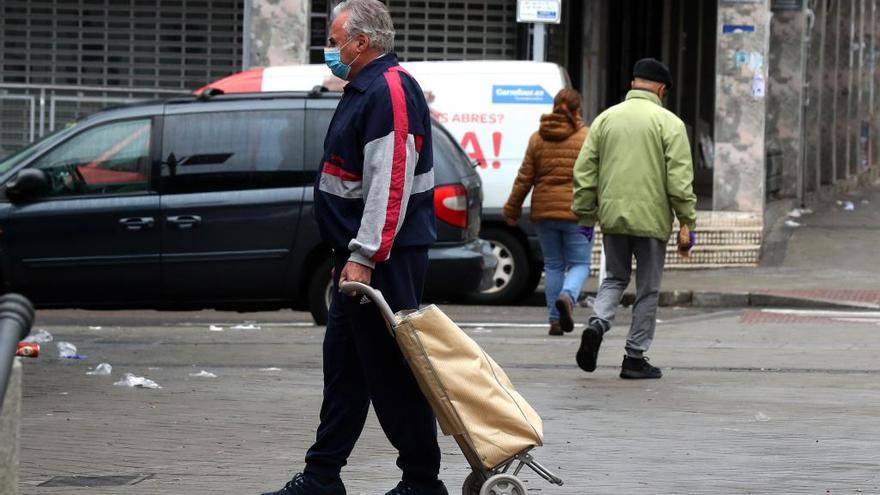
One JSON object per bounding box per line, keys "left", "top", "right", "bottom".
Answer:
{"left": 554, "top": 295, "right": 575, "bottom": 333}
{"left": 548, "top": 321, "right": 564, "bottom": 336}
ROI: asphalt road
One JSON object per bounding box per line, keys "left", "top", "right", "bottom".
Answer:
{"left": 15, "top": 304, "right": 880, "bottom": 494}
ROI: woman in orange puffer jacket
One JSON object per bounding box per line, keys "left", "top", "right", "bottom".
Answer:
{"left": 503, "top": 88, "right": 592, "bottom": 336}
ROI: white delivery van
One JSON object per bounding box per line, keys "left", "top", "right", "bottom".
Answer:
{"left": 197, "top": 61, "right": 571, "bottom": 303}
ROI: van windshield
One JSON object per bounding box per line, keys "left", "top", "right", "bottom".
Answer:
{"left": 0, "top": 125, "right": 77, "bottom": 175}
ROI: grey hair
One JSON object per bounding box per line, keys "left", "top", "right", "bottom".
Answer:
{"left": 332, "top": 0, "right": 395, "bottom": 54}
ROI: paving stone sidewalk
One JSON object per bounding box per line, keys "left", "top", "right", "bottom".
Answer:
{"left": 16, "top": 304, "right": 880, "bottom": 495}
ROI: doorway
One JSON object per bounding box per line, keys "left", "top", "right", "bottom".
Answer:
{"left": 600, "top": 0, "right": 717, "bottom": 208}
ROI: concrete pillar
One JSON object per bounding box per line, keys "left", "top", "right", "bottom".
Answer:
{"left": 0, "top": 359, "right": 21, "bottom": 495}
{"left": 713, "top": 0, "right": 772, "bottom": 213}
{"left": 826, "top": 0, "right": 842, "bottom": 184}
{"left": 243, "top": 0, "right": 310, "bottom": 69}
{"left": 766, "top": 4, "right": 807, "bottom": 199}
{"left": 836, "top": 0, "right": 854, "bottom": 181}
{"left": 581, "top": 0, "right": 605, "bottom": 122}
{"left": 856, "top": 0, "right": 872, "bottom": 174}
{"left": 805, "top": 0, "right": 828, "bottom": 192}
{"left": 872, "top": 0, "right": 880, "bottom": 173}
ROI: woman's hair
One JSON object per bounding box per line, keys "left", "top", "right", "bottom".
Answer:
{"left": 552, "top": 88, "right": 583, "bottom": 128}
{"left": 332, "top": 0, "right": 395, "bottom": 54}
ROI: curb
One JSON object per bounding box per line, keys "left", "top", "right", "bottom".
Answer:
{"left": 570, "top": 290, "right": 877, "bottom": 310}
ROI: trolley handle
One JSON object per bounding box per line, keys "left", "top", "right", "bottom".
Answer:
{"left": 339, "top": 281, "right": 397, "bottom": 329}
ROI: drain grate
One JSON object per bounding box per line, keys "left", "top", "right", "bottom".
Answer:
{"left": 39, "top": 474, "right": 152, "bottom": 487}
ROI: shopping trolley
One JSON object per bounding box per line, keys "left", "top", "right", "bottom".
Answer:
{"left": 341, "top": 281, "right": 563, "bottom": 495}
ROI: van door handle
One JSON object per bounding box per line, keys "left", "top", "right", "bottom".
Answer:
{"left": 166, "top": 215, "right": 202, "bottom": 229}
{"left": 118, "top": 217, "right": 155, "bottom": 231}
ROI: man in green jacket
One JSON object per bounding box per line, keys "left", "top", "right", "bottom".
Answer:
{"left": 571, "top": 58, "right": 697, "bottom": 379}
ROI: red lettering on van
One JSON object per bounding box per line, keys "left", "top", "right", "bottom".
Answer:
{"left": 460, "top": 131, "right": 503, "bottom": 169}
{"left": 491, "top": 132, "right": 502, "bottom": 169}
{"left": 461, "top": 132, "right": 486, "bottom": 168}
{"left": 448, "top": 113, "right": 504, "bottom": 124}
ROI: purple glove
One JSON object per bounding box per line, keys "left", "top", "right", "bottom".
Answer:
{"left": 576, "top": 225, "right": 594, "bottom": 242}
{"left": 685, "top": 230, "right": 696, "bottom": 250}
{"left": 678, "top": 227, "right": 697, "bottom": 252}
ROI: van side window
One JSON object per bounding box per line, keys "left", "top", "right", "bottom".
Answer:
{"left": 161, "top": 110, "right": 305, "bottom": 193}
{"left": 304, "top": 108, "right": 335, "bottom": 172}
{"left": 29, "top": 119, "right": 151, "bottom": 197}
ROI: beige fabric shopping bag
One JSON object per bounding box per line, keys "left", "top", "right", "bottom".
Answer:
{"left": 392, "top": 304, "right": 543, "bottom": 470}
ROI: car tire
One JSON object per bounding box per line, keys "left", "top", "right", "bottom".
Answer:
{"left": 307, "top": 258, "right": 333, "bottom": 326}
{"left": 469, "top": 227, "right": 532, "bottom": 304}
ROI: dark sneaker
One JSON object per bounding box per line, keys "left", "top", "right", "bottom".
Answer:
{"left": 385, "top": 480, "right": 448, "bottom": 495}
{"left": 261, "top": 473, "right": 346, "bottom": 495}
{"left": 554, "top": 295, "right": 575, "bottom": 333}
{"left": 548, "top": 321, "right": 564, "bottom": 336}
{"left": 575, "top": 323, "right": 603, "bottom": 372}
{"left": 620, "top": 356, "right": 662, "bottom": 379}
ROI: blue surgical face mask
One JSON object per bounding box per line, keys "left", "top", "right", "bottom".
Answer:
{"left": 324, "top": 38, "right": 359, "bottom": 80}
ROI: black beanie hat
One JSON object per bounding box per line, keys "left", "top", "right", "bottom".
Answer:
{"left": 633, "top": 58, "right": 673, "bottom": 89}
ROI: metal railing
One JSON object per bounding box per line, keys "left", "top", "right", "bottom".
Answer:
{"left": 0, "top": 83, "right": 186, "bottom": 157}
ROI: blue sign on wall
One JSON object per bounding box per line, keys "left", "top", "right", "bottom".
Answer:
{"left": 722, "top": 24, "right": 756, "bottom": 34}
{"left": 492, "top": 85, "right": 553, "bottom": 104}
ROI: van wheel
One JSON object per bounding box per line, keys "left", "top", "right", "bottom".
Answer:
{"left": 470, "top": 228, "right": 530, "bottom": 304}
{"left": 307, "top": 258, "right": 333, "bottom": 326}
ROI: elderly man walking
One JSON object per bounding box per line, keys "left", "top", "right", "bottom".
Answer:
{"left": 261, "top": 1, "right": 446, "bottom": 494}
{"left": 571, "top": 58, "right": 697, "bottom": 380}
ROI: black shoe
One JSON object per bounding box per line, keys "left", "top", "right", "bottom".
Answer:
{"left": 385, "top": 480, "right": 448, "bottom": 495}
{"left": 576, "top": 323, "right": 603, "bottom": 372}
{"left": 261, "top": 473, "right": 346, "bottom": 495}
{"left": 620, "top": 356, "right": 662, "bottom": 379}
{"left": 554, "top": 295, "right": 575, "bottom": 333}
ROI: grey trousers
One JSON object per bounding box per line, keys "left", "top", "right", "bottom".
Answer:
{"left": 590, "top": 233, "right": 667, "bottom": 358}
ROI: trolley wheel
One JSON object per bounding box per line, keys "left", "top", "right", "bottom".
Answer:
{"left": 478, "top": 473, "right": 528, "bottom": 495}
{"left": 462, "top": 471, "right": 484, "bottom": 495}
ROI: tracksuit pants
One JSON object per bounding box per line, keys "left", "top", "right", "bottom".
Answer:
{"left": 304, "top": 247, "right": 441, "bottom": 484}
{"left": 590, "top": 233, "right": 667, "bottom": 358}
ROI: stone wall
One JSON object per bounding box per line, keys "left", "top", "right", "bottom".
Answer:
{"left": 763, "top": 0, "right": 878, "bottom": 202}
{"left": 766, "top": 7, "right": 806, "bottom": 199}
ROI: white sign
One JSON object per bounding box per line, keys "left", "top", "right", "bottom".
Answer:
{"left": 517, "top": 0, "right": 562, "bottom": 24}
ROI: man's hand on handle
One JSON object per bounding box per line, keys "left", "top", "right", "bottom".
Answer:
{"left": 339, "top": 261, "right": 373, "bottom": 295}
{"left": 677, "top": 224, "right": 696, "bottom": 258}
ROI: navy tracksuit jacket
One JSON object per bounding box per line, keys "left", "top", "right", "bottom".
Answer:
{"left": 305, "top": 53, "right": 441, "bottom": 483}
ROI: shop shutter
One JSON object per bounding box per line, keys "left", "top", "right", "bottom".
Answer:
{"left": 0, "top": 0, "right": 244, "bottom": 90}
{"left": 388, "top": 0, "right": 518, "bottom": 61}
{"left": 308, "top": 0, "right": 519, "bottom": 63}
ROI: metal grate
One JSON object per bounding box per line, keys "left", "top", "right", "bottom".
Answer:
{"left": 308, "top": 1, "right": 519, "bottom": 63}
{"left": 388, "top": 0, "right": 518, "bottom": 61}
{"left": 0, "top": 0, "right": 243, "bottom": 156}
{"left": 0, "top": 0, "right": 244, "bottom": 90}
{"left": 308, "top": 0, "right": 331, "bottom": 64}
